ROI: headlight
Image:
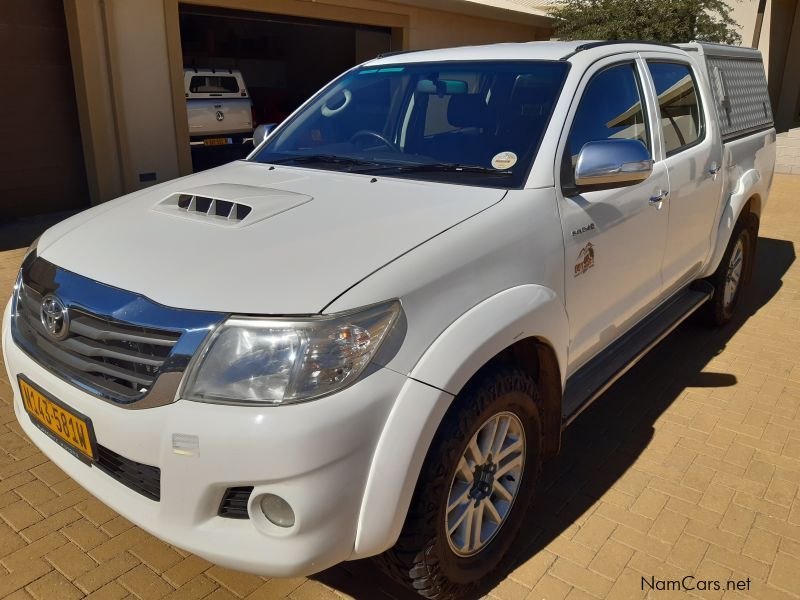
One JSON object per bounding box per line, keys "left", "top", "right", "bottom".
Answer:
{"left": 182, "top": 300, "right": 401, "bottom": 405}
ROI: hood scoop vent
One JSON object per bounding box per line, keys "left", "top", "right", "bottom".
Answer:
{"left": 176, "top": 194, "right": 252, "bottom": 222}
{"left": 153, "top": 184, "right": 312, "bottom": 227}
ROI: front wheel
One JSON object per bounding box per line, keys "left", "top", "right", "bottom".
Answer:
{"left": 376, "top": 368, "right": 542, "bottom": 599}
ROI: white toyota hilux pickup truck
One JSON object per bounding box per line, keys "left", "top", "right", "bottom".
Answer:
{"left": 3, "top": 41, "right": 775, "bottom": 598}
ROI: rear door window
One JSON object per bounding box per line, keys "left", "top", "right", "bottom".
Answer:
{"left": 189, "top": 76, "right": 240, "bottom": 94}
{"left": 646, "top": 62, "right": 704, "bottom": 156}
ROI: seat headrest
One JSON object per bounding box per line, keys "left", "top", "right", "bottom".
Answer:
{"left": 447, "top": 94, "right": 491, "bottom": 129}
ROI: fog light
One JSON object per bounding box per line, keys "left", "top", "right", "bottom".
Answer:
{"left": 259, "top": 494, "right": 295, "bottom": 528}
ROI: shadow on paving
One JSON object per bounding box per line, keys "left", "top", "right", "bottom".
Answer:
{"left": 311, "top": 236, "right": 796, "bottom": 599}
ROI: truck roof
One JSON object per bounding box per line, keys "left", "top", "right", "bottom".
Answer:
{"left": 365, "top": 40, "right": 695, "bottom": 66}
{"left": 364, "top": 39, "right": 768, "bottom": 69}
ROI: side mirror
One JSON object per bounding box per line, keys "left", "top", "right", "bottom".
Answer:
{"left": 574, "top": 139, "right": 653, "bottom": 187}
{"left": 252, "top": 123, "right": 277, "bottom": 147}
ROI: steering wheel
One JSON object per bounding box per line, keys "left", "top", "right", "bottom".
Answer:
{"left": 349, "top": 130, "right": 398, "bottom": 152}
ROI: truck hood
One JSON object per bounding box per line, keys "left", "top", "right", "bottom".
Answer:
{"left": 40, "top": 161, "right": 505, "bottom": 314}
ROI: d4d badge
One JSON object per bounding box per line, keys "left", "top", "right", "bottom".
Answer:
{"left": 574, "top": 242, "right": 595, "bottom": 277}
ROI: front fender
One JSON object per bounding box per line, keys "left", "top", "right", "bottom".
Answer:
{"left": 410, "top": 284, "right": 569, "bottom": 394}
{"left": 352, "top": 284, "right": 568, "bottom": 558}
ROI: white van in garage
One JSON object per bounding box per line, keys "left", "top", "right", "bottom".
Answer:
{"left": 184, "top": 68, "right": 253, "bottom": 145}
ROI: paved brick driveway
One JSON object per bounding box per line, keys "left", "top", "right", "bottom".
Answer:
{"left": 1, "top": 174, "right": 799, "bottom": 600}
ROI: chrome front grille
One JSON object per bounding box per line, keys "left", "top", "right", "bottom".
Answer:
{"left": 11, "top": 256, "right": 226, "bottom": 408}
{"left": 16, "top": 284, "right": 179, "bottom": 398}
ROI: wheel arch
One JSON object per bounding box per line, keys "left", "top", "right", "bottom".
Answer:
{"left": 352, "top": 285, "right": 568, "bottom": 559}
{"left": 474, "top": 336, "right": 563, "bottom": 457}
{"left": 703, "top": 168, "right": 764, "bottom": 279}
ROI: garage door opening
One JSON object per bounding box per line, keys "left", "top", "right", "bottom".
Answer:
{"left": 179, "top": 4, "right": 394, "bottom": 172}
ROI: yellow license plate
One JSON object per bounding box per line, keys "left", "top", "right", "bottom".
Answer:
{"left": 204, "top": 137, "right": 231, "bottom": 146}
{"left": 19, "top": 376, "right": 96, "bottom": 463}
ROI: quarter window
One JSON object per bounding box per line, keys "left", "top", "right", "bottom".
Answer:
{"left": 567, "top": 63, "right": 649, "bottom": 165}
{"left": 647, "top": 62, "right": 703, "bottom": 155}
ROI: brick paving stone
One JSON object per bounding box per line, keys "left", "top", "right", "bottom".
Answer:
{"left": 162, "top": 556, "right": 213, "bottom": 588}
{"left": 526, "top": 574, "right": 572, "bottom": 600}
{"left": 768, "top": 553, "right": 800, "bottom": 596}
{"left": 0, "top": 175, "right": 799, "bottom": 599}
{"left": 488, "top": 577, "right": 530, "bottom": 600}
{"left": 587, "top": 539, "right": 633, "bottom": 580}
{"left": 245, "top": 578, "right": 305, "bottom": 599}
{"left": 45, "top": 542, "right": 100, "bottom": 580}
{"left": 118, "top": 564, "right": 175, "bottom": 599}
{"left": 162, "top": 576, "right": 218, "bottom": 600}
{"left": 129, "top": 537, "right": 184, "bottom": 574}
{"left": 25, "top": 570, "right": 84, "bottom": 600}
{"left": 73, "top": 552, "right": 139, "bottom": 595}
{"left": 83, "top": 582, "right": 130, "bottom": 600}
{"left": 206, "top": 565, "right": 265, "bottom": 597}
{"left": 61, "top": 518, "right": 111, "bottom": 552}
{"left": 742, "top": 528, "right": 780, "bottom": 565}
{"left": 0, "top": 500, "right": 43, "bottom": 532}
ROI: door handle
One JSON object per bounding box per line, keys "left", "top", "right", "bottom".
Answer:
{"left": 649, "top": 190, "right": 669, "bottom": 205}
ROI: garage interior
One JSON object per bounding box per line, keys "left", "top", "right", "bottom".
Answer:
{"left": 179, "top": 4, "right": 393, "bottom": 171}
{"left": 0, "top": 0, "right": 89, "bottom": 222}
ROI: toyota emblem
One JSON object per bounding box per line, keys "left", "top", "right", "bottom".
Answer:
{"left": 40, "top": 294, "right": 70, "bottom": 341}
{"left": 215, "top": 111, "right": 224, "bottom": 121}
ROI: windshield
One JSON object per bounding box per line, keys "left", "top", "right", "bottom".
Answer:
{"left": 250, "top": 61, "right": 569, "bottom": 188}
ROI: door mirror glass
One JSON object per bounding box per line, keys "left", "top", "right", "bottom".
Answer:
{"left": 574, "top": 139, "right": 653, "bottom": 187}
{"left": 253, "top": 123, "right": 277, "bottom": 147}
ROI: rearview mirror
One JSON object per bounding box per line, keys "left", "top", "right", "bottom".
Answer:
{"left": 252, "top": 123, "right": 277, "bottom": 147}
{"left": 574, "top": 139, "right": 653, "bottom": 187}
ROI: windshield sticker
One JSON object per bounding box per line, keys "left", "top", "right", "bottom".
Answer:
{"left": 491, "top": 151, "right": 518, "bottom": 170}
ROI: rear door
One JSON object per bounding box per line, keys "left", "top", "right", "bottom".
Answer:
{"left": 556, "top": 55, "right": 670, "bottom": 373}
{"left": 639, "top": 53, "right": 724, "bottom": 294}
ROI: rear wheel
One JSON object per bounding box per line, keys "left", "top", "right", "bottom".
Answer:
{"left": 377, "top": 368, "right": 542, "bottom": 599}
{"left": 704, "top": 218, "right": 755, "bottom": 326}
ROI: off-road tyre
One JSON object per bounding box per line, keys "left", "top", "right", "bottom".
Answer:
{"left": 703, "top": 214, "right": 757, "bottom": 326}
{"left": 375, "top": 367, "right": 543, "bottom": 599}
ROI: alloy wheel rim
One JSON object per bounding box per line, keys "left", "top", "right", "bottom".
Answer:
{"left": 445, "top": 411, "right": 526, "bottom": 557}
{"left": 724, "top": 237, "right": 745, "bottom": 310}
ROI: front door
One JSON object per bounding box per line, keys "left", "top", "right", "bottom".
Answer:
{"left": 556, "top": 57, "right": 670, "bottom": 374}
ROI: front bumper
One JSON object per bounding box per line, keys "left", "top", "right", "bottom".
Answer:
{"left": 2, "top": 298, "right": 406, "bottom": 577}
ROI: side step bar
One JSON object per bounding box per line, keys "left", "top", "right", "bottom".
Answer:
{"left": 562, "top": 281, "right": 714, "bottom": 428}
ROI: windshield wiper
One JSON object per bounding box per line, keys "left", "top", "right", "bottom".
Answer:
{"left": 268, "top": 154, "right": 385, "bottom": 168}
{"left": 355, "top": 162, "right": 513, "bottom": 176}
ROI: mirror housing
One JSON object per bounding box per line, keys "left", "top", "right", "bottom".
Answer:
{"left": 252, "top": 123, "right": 277, "bottom": 147}
{"left": 574, "top": 139, "right": 653, "bottom": 187}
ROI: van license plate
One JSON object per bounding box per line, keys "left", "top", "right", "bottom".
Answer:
{"left": 204, "top": 137, "right": 231, "bottom": 146}
{"left": 18, "top": 376, "right": 97, "bottom": 464}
